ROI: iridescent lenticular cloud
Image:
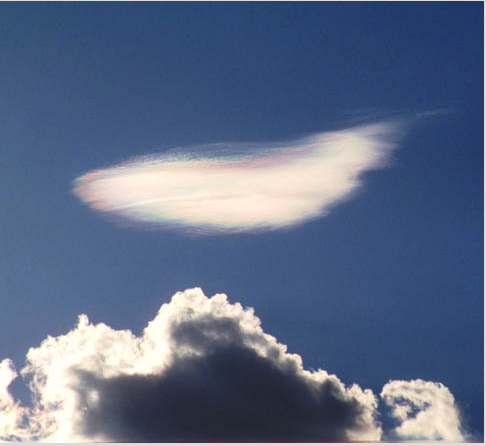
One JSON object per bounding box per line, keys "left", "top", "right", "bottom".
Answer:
{"left": 73, "top": 122, "right": 404, "bottom": 233}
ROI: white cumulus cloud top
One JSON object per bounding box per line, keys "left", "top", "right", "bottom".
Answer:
{"left": 381, "top": 379, "right": 466, "bottom": 441}
{"left": 0, "top": 288, "right": 468, "bottom": 442}
{"left": 73, "top": 122, "right": 403, "bottom": 233}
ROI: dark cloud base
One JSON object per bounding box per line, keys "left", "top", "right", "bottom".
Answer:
{"left": 74, "top": 318, "right": 370, "bottom": 442}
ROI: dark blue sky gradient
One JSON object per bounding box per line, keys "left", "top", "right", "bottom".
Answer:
{"left": 0, "top": 2, "right": 483, "bottom": 437}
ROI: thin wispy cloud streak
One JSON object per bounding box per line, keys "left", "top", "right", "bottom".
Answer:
{"left": 73, "top": 121, "right": 404, "bottom": 234}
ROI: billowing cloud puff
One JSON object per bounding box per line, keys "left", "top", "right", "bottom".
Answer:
{"left": 73, "top": 122, "right": 403, "bottom": 233}
{"left": 0, "top": 289, "right": 468, "bottom": 442}
{"left": 381, "top": 379, "right": 467, "bottom": 441}
{"left": 0, "top": 360, "right": 28, "bottom": 442}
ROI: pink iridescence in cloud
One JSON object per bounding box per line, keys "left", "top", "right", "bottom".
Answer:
{"left": 73, "top": 122, "right": 402, "bottom": 234}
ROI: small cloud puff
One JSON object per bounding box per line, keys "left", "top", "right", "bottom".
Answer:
{"left": 0, "top": 288, "right": 468, "bottom": 442}
{"left": 73, "top": 122, "right": 403, "bottom": 234}
{"left": 0, "top": 359, "right": 29, "bottom": 442}
{"left": 381, "top": 379, "right": 467, "bottom": 441}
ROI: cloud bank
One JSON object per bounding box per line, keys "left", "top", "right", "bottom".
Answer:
{"left": 73, "top": 122, "right": 403, "bottom": 233}
{"left": 0, "top": 288, "right": 468, "bottom": 442}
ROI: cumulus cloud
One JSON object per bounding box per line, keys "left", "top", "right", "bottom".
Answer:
{"left": 0, "top": 288, "right": 467, "bottom": 442}
{"left": 381, "top": 379, "right": 468, "bottom": 441}
{"left": 73, "top": 122, "right": 403, "bottom": 233}
{"left": 0, "top": 360, "right": 28, "bottom": 442}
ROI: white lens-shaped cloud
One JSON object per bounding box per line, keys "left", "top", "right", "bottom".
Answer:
{"left": 73, "top": 122, "right": 403, "bottom": 233}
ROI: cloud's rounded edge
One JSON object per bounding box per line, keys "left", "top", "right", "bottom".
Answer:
{"left": 0, "top": 287, "right": 469, "bottom": 442}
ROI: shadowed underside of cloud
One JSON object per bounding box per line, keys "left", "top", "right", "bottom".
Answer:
{"left": 0, "top": 289, "right": 468, "bottom": 442}
{"left": 77, "top": 346, "right": 367, "bottom": 442}
{"left": 73, "top": 122, "right": 403, "bottom": 234}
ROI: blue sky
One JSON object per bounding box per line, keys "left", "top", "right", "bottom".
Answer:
{"left": 0, "top": 2, "right": 483, "bottom": 441}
